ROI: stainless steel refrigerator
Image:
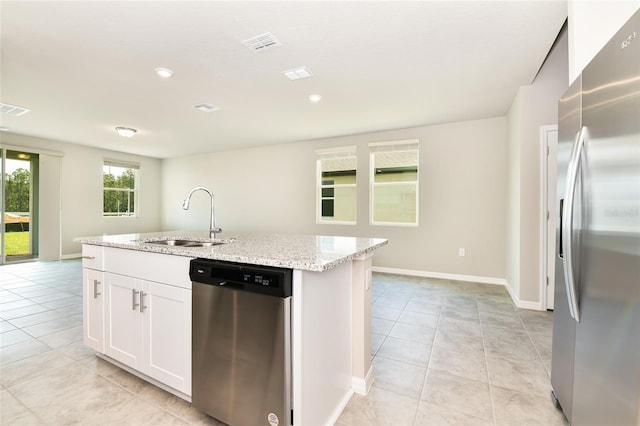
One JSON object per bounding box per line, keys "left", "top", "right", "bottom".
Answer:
{"left": 550, "top": 9, "right": 640, "bottom": 426}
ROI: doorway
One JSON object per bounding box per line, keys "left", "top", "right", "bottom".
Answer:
{"left": 1, "top": 149, "right": 39, "bottom": 263}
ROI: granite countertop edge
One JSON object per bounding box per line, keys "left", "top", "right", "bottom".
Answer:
{"left": 75, "top": 231, "right": 388, "bottom": 272}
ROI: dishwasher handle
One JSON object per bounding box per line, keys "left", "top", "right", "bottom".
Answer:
{"left": 210, "top": 279, "right": 245, "bottom": 290}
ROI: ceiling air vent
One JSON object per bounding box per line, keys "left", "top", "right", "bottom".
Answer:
{"left": 283, "top": 67, "right": 313, "bottom": 80}
{"left": 0, "top": 102, "right": 30, "bottom": 116}
{"left": 242, "top": 32, "right": 282, "bottom": 52}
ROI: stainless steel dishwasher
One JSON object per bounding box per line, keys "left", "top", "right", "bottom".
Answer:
{"left": 190, "top": 259, "right": 293, "bottom": 426}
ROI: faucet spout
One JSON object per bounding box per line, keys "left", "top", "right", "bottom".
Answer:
{"left": 182, "top": 186, "right": 221, "bottom": 238}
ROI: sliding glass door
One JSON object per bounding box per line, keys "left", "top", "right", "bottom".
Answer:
{"left": 1, "top": 149, "right": 39, "bottom": 263}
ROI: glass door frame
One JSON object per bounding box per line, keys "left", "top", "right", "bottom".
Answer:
{"left": 1, "top": 148, "right": 39, "bottom": 264}
{"left": 1, "top": 149, "right": 5, "bottom": 264}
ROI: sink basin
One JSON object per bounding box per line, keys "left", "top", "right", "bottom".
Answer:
{"left": 144, "top": 239, "right": 225, "bottom": 248}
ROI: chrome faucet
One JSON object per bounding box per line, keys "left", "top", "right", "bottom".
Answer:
{"left": 182, "top": 186, "right": 222, "bottom": 238}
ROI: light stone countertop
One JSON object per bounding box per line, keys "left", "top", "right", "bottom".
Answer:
{"left": 74, "top": 230, "right": 388, "bottom": 272}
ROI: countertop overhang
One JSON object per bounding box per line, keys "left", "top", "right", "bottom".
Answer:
{"left": 75, "top": 231, "right": 388, "bottom": 272}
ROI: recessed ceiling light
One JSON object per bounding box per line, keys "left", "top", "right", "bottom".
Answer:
{"left": 115, "top": 127, "right": 137, "bottom": 137}
{"left": 193, "top": 103, "right": 221, "bottom": 112}
{"left": 154, "top": 67, "right": 174, "bottom": 78}
{"left": 309, "top": 94, "right": 322, "bottom": 103}
{"left": 283, "top": 67, "right": 313, "bottom": 80}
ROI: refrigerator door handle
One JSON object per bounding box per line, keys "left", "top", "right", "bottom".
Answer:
{"left": 562, "top": 126, "right": 587, "bottom": 322}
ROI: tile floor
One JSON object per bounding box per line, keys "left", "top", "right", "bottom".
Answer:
{"left": 0, "top": 260, "right": 567, "bottom": 425}
{"left": 337, "top": 273, "right": 567, "bottom": 426}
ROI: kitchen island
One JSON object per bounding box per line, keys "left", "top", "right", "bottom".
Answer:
{"left": 76, "top": 230, "right": 387, "bottom": 426}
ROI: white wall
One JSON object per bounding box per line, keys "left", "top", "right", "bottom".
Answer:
{"left": 568, "top": 0, "right": 640, "bottom": 82}
{"left": 504, "top": 0, "right": 640, "bottom": 307}
{"left": 38, "top": 154, "right": 62, "bottom": 260}
{"left": 161, "top": 117, "right": 508, "bottom": 281}
{"left": 505, "top": 91, "right": 523, "bottom": 301}
{"left": 506, "top": 26, "right": 569, "bottom": 307}
{"left": 1, "top": 133, "right": 162, "bottom": 257}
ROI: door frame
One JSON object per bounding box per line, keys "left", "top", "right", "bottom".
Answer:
{"left": 0, "top": 149, "right": 5, "bottom": 264}
{"left": 1, "top": 143, "right": 63, "bottom": 263}
{"left": 540, "top": 124, "right": 558, "bottom": 311}
{"left": 1, "top": 149, "right": 40, "bottom": 263}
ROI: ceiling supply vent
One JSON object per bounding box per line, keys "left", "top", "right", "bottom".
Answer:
{"left": 242, "top": 32, "right": 282, "bottom": 52}
{"left": 193, "top": 103, "right": 221, "bottom": 113}
{"left": 283, "top": 67, "right": 313, "bottom": 81}
{"left": 0, "top": 102, "right": 30, "bottom": 116}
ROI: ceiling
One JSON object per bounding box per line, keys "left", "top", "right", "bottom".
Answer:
{"left": 0, "top": 1, "right": 567, "bottom": 159}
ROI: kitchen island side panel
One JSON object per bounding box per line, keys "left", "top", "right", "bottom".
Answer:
{"left": 292, "top": 262, "right": 353, "bottom": 426}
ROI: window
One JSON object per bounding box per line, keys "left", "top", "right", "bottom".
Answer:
{"left": 103, "top": 159, "right": 139, "bottom": 217}
{"left": 316, "top": 146, "right": 357, "bottom": 224}
{"left": 370, "top": 140, "right": 419, "bottom": 226}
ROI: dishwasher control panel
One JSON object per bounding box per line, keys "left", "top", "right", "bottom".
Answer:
{"left": 190, "top": 259, "right": 292, "bottom": 298}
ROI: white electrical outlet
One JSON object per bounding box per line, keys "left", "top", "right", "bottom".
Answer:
{"left": 459, "top": 248, "right": 465, "bottom": 257}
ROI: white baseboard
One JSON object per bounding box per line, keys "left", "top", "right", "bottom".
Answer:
{"left": 372, "top": 267, "right": 546, "bottom": 311}
{"left": 326, "top": 388, "right": 354, "bottom": 426}
{"left": 517, "top": 300, "right": 545, "bottom": 310}
{"left": 371, "top": 266, "right": 507, "bottom": 286}
{"left": 97, "top": 353, "right": 191, "bottom": 402}
{"left": 60, "top": 253, "right": 82, "bottom": 260}
{"left": 351, "top": 365, "right": 374, "bottom": 396}
{"left": 503, "top": 279, "right": 545, "bottom": 310}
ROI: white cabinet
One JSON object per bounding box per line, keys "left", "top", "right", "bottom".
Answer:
{"left": 82, "top": 244, "right": 104, "bottom": 270}
{"left": 104, "top": 272, "right": 192, "bottom": 395}
{"left": 82, "top": 245, "right": 104, "bottom": 352}
{"left": 82, "top": 245, "right": 193, "bottom": 397}
{"left": 144, "top": 280, "right": 191, "bottom": 392}
{"left": 83, "top": 268, "right": 104, "bottom": 352}
{"left": 105, "top": 273, "right": 142, "bottom": 368}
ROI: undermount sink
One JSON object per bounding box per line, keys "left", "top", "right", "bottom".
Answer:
{"left": 144, "top": 239, "right": 225, "bottom": 248}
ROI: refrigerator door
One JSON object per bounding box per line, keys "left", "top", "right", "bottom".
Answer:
{"left": 550, "top": 75, "right": 581, "bottom": 422}
{"left": 572, "top": 10, "right": 640, "bottom": 426}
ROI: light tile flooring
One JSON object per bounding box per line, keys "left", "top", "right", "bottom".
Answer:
{"left": 1, "top": 260, "right": 567, "bottom": 425}
{"left": 337, "top": 273, "right": 567, "bottom": 426}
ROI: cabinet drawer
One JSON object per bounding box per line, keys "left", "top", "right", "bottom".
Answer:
{"left": 82, "top": 245, "right": 104, "bottom": 270}
{"left": 104, "top": 247, "right": 192, "bottom": 289}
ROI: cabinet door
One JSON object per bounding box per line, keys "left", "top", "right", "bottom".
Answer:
{"left": 83, "top": 268, "right": 104, "bottom": 352}
{"left": 105, "top": 273, "right": 142, "bottom": 369}
{"left": 142, "top": 280, "right": 192, "bottom": 395}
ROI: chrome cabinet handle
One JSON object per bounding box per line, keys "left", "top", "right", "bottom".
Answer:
{"left": 562, "top": 126, "right": 587, "bottom": 323}
{"left": 140, "top": 292, "right": 147, "bottom": 313}
{"left": 93, "top": 279, "right": 101, "bottom": 298}
{"left": 132, "top": 289, "right": 140, "bottom": 310}
{"left": 82, "top": 256, "right": 95, "bottom": 260}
